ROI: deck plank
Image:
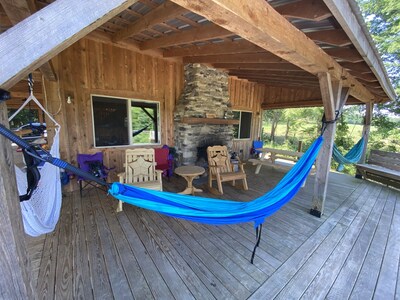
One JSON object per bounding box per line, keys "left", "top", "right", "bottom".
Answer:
{"left": 55, "top": 192, "right": 73, "bottom": 299}
{"left": 141, "top": 207, "right": 235, "bottom": 299}
{"left": 350, "top": 188, "right": 396, "bottom": 299}
{"left": 117, "top": 208, "right": 175, "bottom": 299}
{"left": 89, "top": 191, "right": 134, "bottom": 298}
{"left": 81, "top": 190, "right": 113, "bottom": 299}
{"left": 249, "top": 182, "right": 370, "bottom": 299}
{"left": 98, "top": 193, "right": 154, "bottom": 299}
{"left": 71, "top": 192, "right": 94, "bottom": 299}
{"left": 28, "top": 165, "right": 400, "bottom": 300}
{"left": 374, "top": 190, "right": 400, "bottom": 299}
{"left": 300, "top": 184, "right": 382, "bottom": 299}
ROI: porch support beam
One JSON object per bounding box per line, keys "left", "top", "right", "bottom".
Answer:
{"left": 0, "top": 0, "right": 57, "bottom": 82}
{"left": 355, "top": 102, "right": 373, "bottom": 178}
{"left": 311, "top": 72, "right": 349, "bottom": 217}
{"left": 0, "top": 103, "right": 35, "bottom": 298}
{"left": 169, "top": 0, "right": 375, "bottom": 102}
{"left": 0, "top": 0, "right": 139, "bottom": 89}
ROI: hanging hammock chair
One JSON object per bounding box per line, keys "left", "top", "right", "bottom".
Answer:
{"left": 7, "top": 80, "right": 62, "bottom": 237}
{"left": 332, "top": 136, "right": 365, "bottom": 171}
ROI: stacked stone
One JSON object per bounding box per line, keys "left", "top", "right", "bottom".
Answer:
{"left": 174, "top": 64, "right": 234, "bottom": 165}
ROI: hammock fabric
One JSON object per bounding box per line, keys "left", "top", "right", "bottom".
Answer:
{"left": 8, "top": 91, "right": 62, "bottom": 237}
{"left": 110, "top": 136, "right": 323, "bottom": 228}
{"left": 332, "top": 137, "right": 364, "bottom": 171}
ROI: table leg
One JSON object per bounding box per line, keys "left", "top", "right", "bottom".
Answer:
{"left": 179, "top": 175, "right": 203, "bottom": 195}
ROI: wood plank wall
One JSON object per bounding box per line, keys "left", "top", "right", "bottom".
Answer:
{"left": 42, "top": 38, "right": 183, "bottom": 188}
{"left": 7, "top": 40, "right": 265, "bottom": 192}
{"left": 229, "top": 77, "right": 264, "bottom": 159}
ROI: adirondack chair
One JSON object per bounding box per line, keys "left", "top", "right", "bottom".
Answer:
{"left": 207, "top": 145, "right": 248, "bottom": 195}
{"left": 117, "top": 148, "right": 163, "bottom": 212}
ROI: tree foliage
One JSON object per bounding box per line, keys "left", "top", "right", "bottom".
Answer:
{"left": 357, "top": 0, "right": 400, "bottom": 111}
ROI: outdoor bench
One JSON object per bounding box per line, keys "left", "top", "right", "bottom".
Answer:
{"left": 356, "top": 150, "right": 400, "bottom": 189}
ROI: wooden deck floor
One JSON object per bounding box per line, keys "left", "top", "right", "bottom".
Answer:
{"left": 26, "top": 164, "right": 400, "bottom": 299}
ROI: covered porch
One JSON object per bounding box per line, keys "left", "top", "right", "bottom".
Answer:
{"left": 27, "top": 165, "right": 400, "bottom": 299}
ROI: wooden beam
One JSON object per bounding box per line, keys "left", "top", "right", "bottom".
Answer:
{"left": 113, "top": 2, "right": 187, "bottom": 42}
{"left": 0, "top": 0, "right": 140, "bottom": 89}
{"left": 356, "top": 102, "right": 373, "bottom": 179}
{"left": 275, "top": 0, "right": 332, "bottom": 21}
{"left": 169, "top": 0, "right": 375, "bottom": 103}
{"left": 324, "top": 47, "right": 364, "bottom": 63}
{"left": 213, "top": 62, "right": 304, "bottom": 71}
{"left": 340, "top": 61, "right": 372, "bottom": 74}
{"left": 86, "top": 30, "right": 182, "bottom": 63}
{"left": 139, "top": 22, "right": 232, "bottom": 50}
{"left": 0, "top": 103, "right": 35, "bottom": 298}
{"left": 323, "top": 0, "right": 395, "bottom": 101}
{"left": 163, "top": 39, "right": 264, "bottom": 57}
{"left": 0, "top": 0, "right": 57, "bottom": 81}
{"left": 318, "top": 72, "right": 336, "bottom": 120}
{"left": 262, "top": 98, "right": 323, "bottom": 109}
{"left": 305, "top": 29, "right": 352, "bottom": 47}
{"left": 184, "top": 52, "right": 284, "bottom": 64}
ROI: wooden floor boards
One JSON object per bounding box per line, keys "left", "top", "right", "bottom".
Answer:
{"left": 25, "top": 166, "right": 400, "bottom": 299}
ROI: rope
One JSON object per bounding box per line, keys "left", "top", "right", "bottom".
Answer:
{"left": 250, "top": 224, "right": 263, "bottom": 264}
{"left": 321, "top": 110, "right": 341, "bottom": 135}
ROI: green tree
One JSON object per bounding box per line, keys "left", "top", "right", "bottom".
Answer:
{"left": 357, "top": 0, "right": 399, "bottom": 111}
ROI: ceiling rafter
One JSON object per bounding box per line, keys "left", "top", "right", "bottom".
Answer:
{"left": 163, "top": 39, "right": 264, "bottom": 57}
{"left": 274, "top": 0, "right": 332, "bottom": 21}
{"left": 212, "top": 62, "right": 304, "bottom": 72}
{"left": 183, "top": 52, "right": 284, "bottom": 64}
{"left": 324, "top": 47, "right": 364, "bottom": 63}
{"left": 340, "top": 61, "right": 372, "bottom": 74}
{"left": 140, "top": 22, "right": 232, "bottom": 50}
{"left": 305, "top": 29, "right": 352, "bottom": 47}
{"left": 113, "top": 1, "right": 187, "bottom": 42}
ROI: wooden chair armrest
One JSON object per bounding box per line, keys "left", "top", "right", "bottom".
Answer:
{"left": 117, "top": 172, "right": 126, "bottom": 183}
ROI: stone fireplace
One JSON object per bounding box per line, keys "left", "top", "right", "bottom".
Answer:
{"left": 174, "top": 64, "right": 235, "bottom": 166}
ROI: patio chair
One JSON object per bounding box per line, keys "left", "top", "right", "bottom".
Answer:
{"left": 117, "top": 148, "right": 163, "bottom": 212}
{"left": 207, "top": 145, "right": 248, "bottom": 195}
{"left": 77, "top": 152, "right": 111, "bottom": 197}
{"left": 252, "top": 140, "right": 264, "bottom": 158}
{"left": 155, "top": 146, "right": 173, "bottom": 179}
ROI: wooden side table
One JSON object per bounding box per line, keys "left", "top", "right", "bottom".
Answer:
{"left": 174, "top": 165, "right": 205, "bottom": 195}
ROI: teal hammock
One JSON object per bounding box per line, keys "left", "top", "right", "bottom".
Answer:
{"left": 332, "top": 137, "right": 365, "bottom": 171}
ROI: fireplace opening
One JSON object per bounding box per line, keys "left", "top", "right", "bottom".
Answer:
{"left": 196, "top": 138, "right": 224, "bottom": 168}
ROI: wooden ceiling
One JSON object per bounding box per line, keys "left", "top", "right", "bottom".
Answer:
{"left": 0, "top": 0, "right": 392, "bottom": 106}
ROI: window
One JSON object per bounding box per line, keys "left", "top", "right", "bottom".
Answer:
{"left": 92, "top": 95, "right": 160, "bottom": 147}
{"left": 232, "top": 111, "right": 252, "bottom": 139}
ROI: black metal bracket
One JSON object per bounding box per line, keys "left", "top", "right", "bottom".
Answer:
{"left": 0, "top": 89, "right": 11, "bottom": 102}
{"left": 310, "top": 208, "right": 322, "bottom": 218}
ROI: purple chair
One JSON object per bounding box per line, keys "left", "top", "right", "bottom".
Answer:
{"left": 77, "top": 152, "right": 111, "bottom": 196}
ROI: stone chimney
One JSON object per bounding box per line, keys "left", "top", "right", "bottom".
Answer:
{"left": 174, "top": 64, "right": 234, "bottom": 166}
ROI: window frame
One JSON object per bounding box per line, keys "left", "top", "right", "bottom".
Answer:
{"left": 91, "top": 94, "right": 161, "bottom": 148}
{"left": 232, "top": 110, "right": 253, "bottom": 140}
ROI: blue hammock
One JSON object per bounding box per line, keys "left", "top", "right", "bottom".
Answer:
{"left": 332, "top": 137, "right": 364, "bottom": 171}
{"left": 0, "top": 123, "right": 322, "bottom": 262}
{"left": 110, "top": 136, "right": 323, "bottom": 227}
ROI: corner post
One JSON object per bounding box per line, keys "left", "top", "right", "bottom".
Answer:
{"left": 310, "top": 72, "right": 349, "bottom": 217}
{"left": 355, "top": 102, "right": 373, "bottom": 178}
{"left": 0, "top": 102, "right": 35, "bottom": 298}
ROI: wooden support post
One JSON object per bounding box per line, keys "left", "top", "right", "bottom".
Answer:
{"left": 355, "top": 102, "right": 373, "bottom": 178}
{"left": 0, "top": 102, "right": 35, "bottom": 298}
{"left": 310, "top": 73, "right": 349, "bottom": 217}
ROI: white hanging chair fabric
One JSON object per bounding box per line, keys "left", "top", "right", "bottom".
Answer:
{"left": 10, "top": 93, "right": 62, "bottom": 237}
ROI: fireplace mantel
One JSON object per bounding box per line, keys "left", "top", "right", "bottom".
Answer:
{"left": 181, "top": 117, "right": 239, "bottom": 125}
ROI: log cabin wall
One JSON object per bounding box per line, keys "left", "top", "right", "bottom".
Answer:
{"left": 44, "top": 38, "right": 183, "bottom": 188}
{"left": 229, "top": 78, "right": 264, "bottom": 159}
